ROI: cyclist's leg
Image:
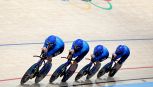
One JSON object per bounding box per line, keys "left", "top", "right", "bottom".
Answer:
{"left": 118, "top": 52, "right": 130, "bottom": 65}
{"left": 47, "top": 46, "right": 64, "bottom": 62}
{"left": 68, "top": 50, "right": 88, "bottom": 74}
{"left": 75, "top": 50, "right": 88, "bottom": 63}
{"left": 88, "top": 61, "right": 101, "bottom": 75}
{"left": 37, "top": 46, "right": 64, "bottom": 77}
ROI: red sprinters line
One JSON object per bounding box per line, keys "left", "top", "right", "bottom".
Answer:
{"left": 0, "top": 78, "right": 21, "bottom": 82}
{"left": 0, "top": 66, "right": 153, "bottom": 83}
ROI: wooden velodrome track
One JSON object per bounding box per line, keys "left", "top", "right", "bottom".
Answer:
{"left": 0, "top": 0, "right": 153, "bottom": 87}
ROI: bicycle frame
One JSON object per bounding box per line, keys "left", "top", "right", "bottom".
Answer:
{"left": 49, "top": 56, "right": 76, "bottom": 83}
{"left": 20, "top": 53, "right": 48, "bottom": 84}
{"left": 96, "top": 57, "right": 117, "bottom": 78}
{"left": 28, "top": 56, "right": 46, "bottom": 78}
{"left": 63, "top": 58, "right": 73, "bottom": 67}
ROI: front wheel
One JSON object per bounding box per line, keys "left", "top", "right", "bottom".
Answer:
{"left": 20, "top": 63, "right": 38, "bottom": 85}
{"left": 49, "top": 64, "right": 66, "bottom": 83}
{"left": 35, "top": 62, "right": 52, "bottom": 83}
{"left": 86, "top": 63, "right": 101, "bottom": 79}
{"left": 20, "top": 73, "right": 30, "bottom": 85}
{"left": 97, "top": 61, "right": 113, "bottom": 78}
{"left": 97, "top": 68, "right": 106, "bottom": 78}
{"left": 75, "top": 63, "right": 91, "bottom": 81}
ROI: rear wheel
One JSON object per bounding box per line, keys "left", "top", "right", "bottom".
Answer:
{"left": 108, "top": 69, "right": 117, "bottom": 77}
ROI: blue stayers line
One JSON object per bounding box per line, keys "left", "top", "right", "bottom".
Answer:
{"left": 0, "top": 42, "right": 43, "bottom": 46}
{"left": 104, "top": 82, "right": 153, "bottom": 87}
{"left": 0, "top": 38, "right": 153, "bottom": 47}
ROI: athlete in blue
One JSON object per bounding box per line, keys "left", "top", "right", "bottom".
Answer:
{"left": 112, "top": 45, "right": 130, "bottom": 64}
{"left": 111, "top": 45, "right": 130, "bottom": 72}
{"left": 63, "top": 39, "right": 89, "bottom": 82}
{"left": 67, "top": 39, "right": 89, "bottom": 64}
{"left": 87, "top": 45, "right": 109, "bottom": 77}
{"left": 31, "top": 35, "right": 65, "bottom": 82}
{"left": 41, "top": 35, "right": 65, "bottom": 62}
{"left": 91, "top": 45, "right": 109, "bottom": 63}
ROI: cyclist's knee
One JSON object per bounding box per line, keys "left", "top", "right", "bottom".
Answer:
{"left": 115, "top": 62, "right": 122, "bottom": 70}
{"left": 74, "top": 57, "right": 83, "bottom": 63}
{"left": 47, "top": 57, "right": 52, "bottom": 62}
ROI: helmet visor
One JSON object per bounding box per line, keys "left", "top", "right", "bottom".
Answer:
{"left": 45, "top": 41, "right": 55, "bottom": 49}
{"left": 74, "top": 45, "right": 81, "bottom": 51}
{"left": 116, "top": 49, "right": 122, "bottom": 55}
{"left": 94, "top": 51, "right": 102, "bottom": 57}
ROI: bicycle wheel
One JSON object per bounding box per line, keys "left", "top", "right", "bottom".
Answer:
{"left": 20, "top": 63, "right": 38, "bottom": 85}
{"left": 75, "top": 63, "right": 91, "bottom": 81}
{"left": 97, "top": 61, "right": 113, "bottom": 78}
{"left": 49, "top": 64, "right": 66, "bottom": 83}
{"left": 62, "top": 63, "right": 78, "bottom": 82}
{"left": 86, "top": 63, "right": 101, "bottom": 79}
{"left": 108, "top": 63, "right": 121, "bottom": 77}
{"left": 97, "top": 68, "right": 106, "bottom": 78}
{"left": 35, "top": 62, "right": 52, "bottom": 83}
{"left": 108, "top": 69, "right": 117, "bottom": 77}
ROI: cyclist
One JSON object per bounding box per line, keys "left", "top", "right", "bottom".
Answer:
{"left": 62, "top": 39, "right": 89, "bottom": 82}
{"left": 110, "top": 45, "right": 130, "bottom": 76}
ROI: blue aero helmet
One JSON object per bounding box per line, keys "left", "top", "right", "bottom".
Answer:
{"left": 73, "top": 39, "right": 83, "bottom": 51}
{"left": 45, "top": 35, "right": 56, "bottom": 48}
{"left": 94, "top": 45, "right": 103, "bottom": 57}
{"left": 116, "top": 45, "right": 125, "bottom": 55}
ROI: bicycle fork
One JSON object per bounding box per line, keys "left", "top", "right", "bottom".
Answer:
{"left": 84, "top": 62, "right": 93, "bottom": 75}
{"left": 29, "top": 60, "right": 44, "bottom": 79}
{"left": 60, "top": 60, "right": 71, "bottom": 77}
